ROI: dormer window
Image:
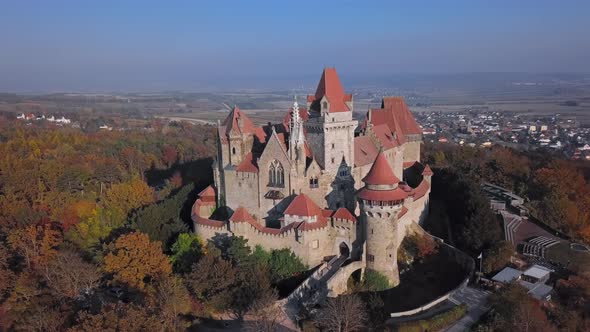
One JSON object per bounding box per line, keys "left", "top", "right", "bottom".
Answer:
{"left": 322, "top": 101, "right": 328, "bottom": 112}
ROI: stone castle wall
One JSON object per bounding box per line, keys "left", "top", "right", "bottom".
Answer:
{"left": 403, "top": 140, "right": 421, "bottom": 163}
{"left": 192, "top": 198, "right": 359, "bottom": 267}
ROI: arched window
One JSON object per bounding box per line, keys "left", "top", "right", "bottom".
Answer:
{"left": 322, "top": 101, "right": 328, "bottom": 111}
{"left": 269, "top": 160, "right": 284, "bottom": 187}
{"left": 232, "top": 147, "right": 236, "bottom": 155}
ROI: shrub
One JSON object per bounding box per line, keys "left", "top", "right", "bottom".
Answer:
{"left": 363, "top": 270, "right": 391, "bottom": 291}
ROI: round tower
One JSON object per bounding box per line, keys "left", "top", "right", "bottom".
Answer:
{"left": 358, "top": 150, "right": 408, "bottom": 286}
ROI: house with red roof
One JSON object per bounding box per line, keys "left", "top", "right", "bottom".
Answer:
{"left": 193, "top": 68, "right": 433, "bottom": 286}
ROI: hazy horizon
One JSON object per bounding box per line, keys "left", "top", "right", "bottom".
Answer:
{"left": 1, "top": 0, "right": 589, "bottom": 92}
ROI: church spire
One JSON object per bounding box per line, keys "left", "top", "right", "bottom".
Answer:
{"left": 289, "top": 97, "right": 305, "bottom": 162}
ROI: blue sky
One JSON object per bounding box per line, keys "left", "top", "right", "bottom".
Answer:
{"left": 0, "top": 0, "right": 589, "bottom": 91}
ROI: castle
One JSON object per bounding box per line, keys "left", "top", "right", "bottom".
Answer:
{"left": 192, "top": 68, "right": 432, "bottom": 285}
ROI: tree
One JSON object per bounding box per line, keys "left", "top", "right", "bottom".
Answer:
{"left": 224, "top": 236, "right": 252, "bottom": 266}
{"left": 482, "top": 241, "right": 514, "bottom": 274}
{"left": 554, "top": 272, "right": 590, "bottom": 325}
{"left": 151, "top": 275, "right": 192, "bottom": 331}
{"left": 7, "top": 224, "right": 61, "bottom": 270}
{"left": 170, "top": 233, "right": 203, "bottom": 273}
{"left": 104, "top": 232, "right": 171, "bottom": 290}
{"left": 244, "top": 290, "right": 284, "bottom": 332}
{"left": 70, "top": 303, "right": 162, "bottom": 332}
{"left": 162, "top": 145, "right": 178, "bottom": 167}
{"left": 43, "top": 248, "right": 101, "bottom": 299}
{"left": 316, "top": 294, "right": 367, "bottom": 332}
{"left": 103, "top": 178, "right": 154, "bottom": 216}
{"left": 268, "top": 248, "right": 307, "bottom": 282}
{"left": 132, "top": 184, "right": 192, "bottom": 249}
{"left": 187, "top": 245, "right": 237, "bottom": 310}
{"left": 485, "top": 283, "right": 555, "bottom": 332}
{"left": 65, "top": 206, "right": 125, "bottom": 251}
{"left": 229, "top": 263, "right": 274, "bottom": 319}
{"left": 0, "top": 244, "right": 15, "bottom": 301}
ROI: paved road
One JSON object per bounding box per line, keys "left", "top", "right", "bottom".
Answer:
{"left": 445, "top": 286, "right": 491, "bottom": 332}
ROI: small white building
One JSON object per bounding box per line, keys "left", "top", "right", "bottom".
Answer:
{"left": 492, "top": 265, "right": 553, "bottom": 301}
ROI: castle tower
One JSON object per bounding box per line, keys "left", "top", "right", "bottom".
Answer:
{"left": 220, "top": 106, "right": 256, "bottom": 167}
{"left": 215, "top": 106, "right": 257, "bottom": 202}
{"left": 358, "top": 149, "right": 409, "bottom": 286}
{"left": 305, "top": 68, "right": 357, "bottom": 174}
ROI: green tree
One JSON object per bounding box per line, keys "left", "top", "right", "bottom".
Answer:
{"left": 268, "top": 248, "right": 307, "bottom": 282}
{"left": 132, "top": 184, "right": 193, "bottom": 249}
{"left": 169, "top": 233, "right": 202, "bottom": 273}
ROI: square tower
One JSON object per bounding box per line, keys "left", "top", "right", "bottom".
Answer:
{"left": 305, "top": 68, "right": 357, "bottom": 174}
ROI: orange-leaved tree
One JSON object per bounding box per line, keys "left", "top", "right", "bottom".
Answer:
{"left": 104, "top": 232, "right": 171, "bottom": 290}
{"left": 7, "top": 224, "right": 61, "bottom": 270}
{"left": 103, "top": 179, "right": 155, "bottom": 216}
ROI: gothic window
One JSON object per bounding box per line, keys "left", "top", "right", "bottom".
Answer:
{"left": 268, "top": 160, "right": 284, "bottom": 187}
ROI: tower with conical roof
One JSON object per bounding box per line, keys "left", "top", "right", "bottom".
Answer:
{"left": 358, "top": 149, "right": 409, "bottom": 286}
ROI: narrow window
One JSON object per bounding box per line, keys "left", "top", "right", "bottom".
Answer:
{"left": 232, "top": 147, "right": 236, "bottom": 155}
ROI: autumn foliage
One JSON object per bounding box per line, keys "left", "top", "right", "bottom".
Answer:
{"left": 104, "top": 232, "right": 172, "bottom": 290}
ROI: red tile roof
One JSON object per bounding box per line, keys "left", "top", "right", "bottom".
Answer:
{"left": 284, "top": 193, "right": 323, "bottom": 217}
{"left": 372, "top": 123, "right": 398, "bottom": 149}
{"left": 362, "top": 150, "right": 400, "bottom": 185}
{"left": 332, "top": 208, "right": 356, "bottom": 222}
{"left": 380, "top": 97, "right": 422, "bottom": 135}
{"left": 235, "top": 152, "right": 258, "bottom": 173}
{"left": 296, "top": 218, "right": 328, "bottom": 231}
{"left": 357, "top": 186, "right": 409, "bottom": 201}
{"left": 354, "top": 136, "right": 379, "bottom": 167}
{"left": 412, "top": 179, "right": 430, "bottom": 200}
{"left": 198, "top": 185, "right": 215, "bottom": 198}
{"left": 307, "top": 68, "right": 352, "bottom": 113}
{"left": 221, "top": 106, "right": 256, "bottom": 137}
{"left": 198, "top": 186, "right": 216, "bottom": 202}
{"left": 230, "top": 206, "right": 255, "bottom": 223}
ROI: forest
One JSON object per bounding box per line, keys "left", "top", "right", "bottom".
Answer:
{"left": 423, "top": 143, "right": 590, "bottom": 331}
{"left": 0, "top": 119, "right": 589, "bottom": 331}
{"left": 0, "top": 120, "right": 308, "bottom": 331}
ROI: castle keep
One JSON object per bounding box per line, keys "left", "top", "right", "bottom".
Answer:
{"left": 192, "top": 68, "right": 432, "bottom": 285}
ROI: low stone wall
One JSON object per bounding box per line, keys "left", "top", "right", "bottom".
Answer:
{"left": 389, "top": 241, "right": 474, "bottom": 318}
